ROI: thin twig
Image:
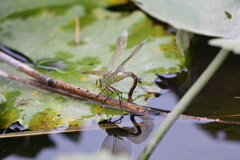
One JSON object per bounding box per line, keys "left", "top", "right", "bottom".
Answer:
{"left": 0, "top": 51, "right": 157, "bottom": 115}
{"left": 0, "top": 70, "right": 91, "bottom": 101}
{"left": 150, "top": 107, "right": 240, "bottom": 125}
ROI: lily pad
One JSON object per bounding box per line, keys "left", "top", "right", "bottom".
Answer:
{"left": 0, "top": 2, "right": 184, "bottom": 130}
{"left": 134, "top": 0, "right": 240, "bottom": 53}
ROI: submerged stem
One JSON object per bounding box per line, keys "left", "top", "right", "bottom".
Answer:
{"left": 138, "top": 49, "right": 230, "bottom": 160}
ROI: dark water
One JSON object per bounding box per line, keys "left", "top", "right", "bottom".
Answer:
{"left": 1, "top": 35, "right": 240, "bottom": 159}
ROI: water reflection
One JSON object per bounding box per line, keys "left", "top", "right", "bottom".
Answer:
{"left": 98, "top": 115, "right": 154, "bottom": 157}
{"left": 198, "top": 122, "right": 240, "bottom": 141}
{"left": 0, "top": 131, "right": 56, "bottom": 159}
{"left": 0, "top": 122, "right": 82, "bottom": 159}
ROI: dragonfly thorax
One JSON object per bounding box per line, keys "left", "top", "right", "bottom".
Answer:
{"left": 96, "top": 72, "right": 126, "bottom": 89}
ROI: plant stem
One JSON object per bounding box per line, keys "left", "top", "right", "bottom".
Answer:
{"left": 138, "top": 48, "right": 230, "bottom": 160}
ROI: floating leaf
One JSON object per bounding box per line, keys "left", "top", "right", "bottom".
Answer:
{"left": 134, "top": 0, "right": 240, "bottom": 53}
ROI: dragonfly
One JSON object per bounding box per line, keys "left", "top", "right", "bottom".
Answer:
{"left": 80, "top": 30, "right": 147, "bottom": 104}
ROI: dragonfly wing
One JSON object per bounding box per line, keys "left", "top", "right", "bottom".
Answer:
{"left": 104, "top": 38, "right": 148, "bottom": 82}
{"left": 106, "top": 30, "right": 128, "bottom": 74}
{"left": 80, "top": 69, "right": 107, "bottom": 76}
{"left": 80, "top": 31, "right": 127, "bottom": 77}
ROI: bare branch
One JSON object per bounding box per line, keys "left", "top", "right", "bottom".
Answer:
{"left": 0, "top": 51, "right": 158, "bottom": 115}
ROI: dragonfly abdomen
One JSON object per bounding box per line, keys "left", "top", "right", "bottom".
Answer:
{"left": 99, "top": 72, "right": 131, "bottom": 88}
{"left": 112, "top": 72, "right": 133, "bottom": 83}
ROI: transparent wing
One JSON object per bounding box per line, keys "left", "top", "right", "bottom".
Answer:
{"left": 80, "top": 69, "right": 107, "bottom": 76}
{"left": 104, "top": 38, "right": 148, "bottom": 82}
{"left": 101, "top": 135, "right": 131, "bottom": 156}
{"left": 106, "top": 30, "right": 128, "bottom": 74}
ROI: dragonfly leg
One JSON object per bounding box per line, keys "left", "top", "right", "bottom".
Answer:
{"left": 96, "top": 88, "right": 112, "bottom": 100}
{"left": 109, "top": 86, "right": 123, "bottom": 107}
{"left": 111, "top": 115, "right": 124, "bottom": 123}
{"left": 96, "top": 88, "right": 106, "bottom": 97}
{"left": 95, "top": 88, "right": 111, "bottom": 104}
{"left": 103, "top": 88, "right": 113, "bottom": 103}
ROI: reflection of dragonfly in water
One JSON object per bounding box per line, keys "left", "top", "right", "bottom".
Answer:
{"left": 98, "top": 115, "right": 154, "bottom": 157}
{"left": 80, "top": 30, "right": 147, "bottom": 104}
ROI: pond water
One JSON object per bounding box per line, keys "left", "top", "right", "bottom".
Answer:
{"left": 1, "top": 36, "right": 240, "bottom": 159}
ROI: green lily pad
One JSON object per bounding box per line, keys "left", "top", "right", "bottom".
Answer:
{"left": 0, "top": 2, "right": 185, "bottom": 130}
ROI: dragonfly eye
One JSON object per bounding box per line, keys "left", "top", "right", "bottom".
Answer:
{"left": 96, "top": 79, "right": 102, "bottom": 88}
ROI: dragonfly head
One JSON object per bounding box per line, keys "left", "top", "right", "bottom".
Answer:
{"left": 96, "top": 79, "right": 102, "bottom": 88}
